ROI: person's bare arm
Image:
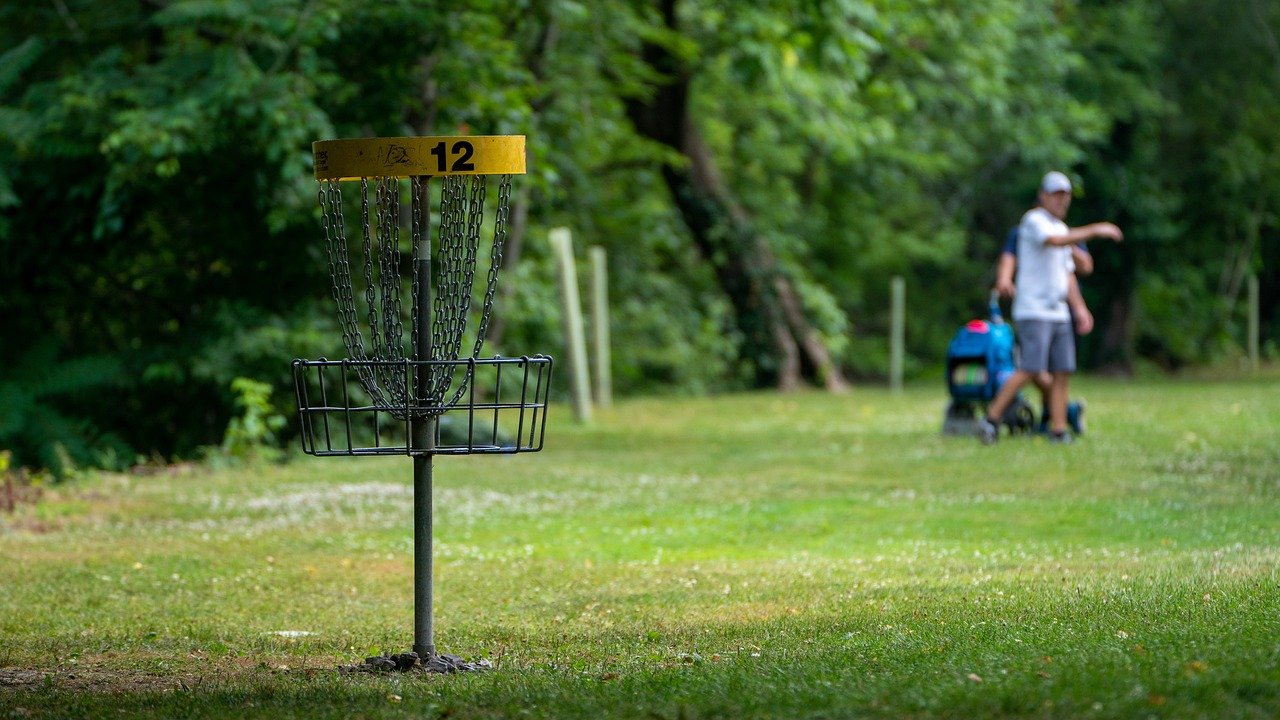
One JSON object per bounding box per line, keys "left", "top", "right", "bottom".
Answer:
{"left": 1045, "top": 222, "right": 1123, "bottom": 247}
{"left": 994, "top": 252, "right": 1017, "bottom": 297}
{"left": 1067, "top": 273, "right": 1093, "bottom": 335}
{"left": 1071, "top": 246, "right": 1094, "bottom": 276}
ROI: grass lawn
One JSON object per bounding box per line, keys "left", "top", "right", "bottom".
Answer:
{"left": 2, "top": 376, "right": 1278, "bottom": 718}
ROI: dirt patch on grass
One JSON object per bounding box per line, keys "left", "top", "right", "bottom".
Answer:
{"left": 0, "top": 666, "right": 203, "bottom": 694}
{"left": 0, "top": 655, "right": 341, "bottom": 696}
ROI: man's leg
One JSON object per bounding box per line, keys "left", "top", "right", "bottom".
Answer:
{"left": 1033, "top": 372, "right": 1052, "bottom": 394}
{"left": 1049, "top": 371, "right": 1070, "bottom": 434}
{"left": 987, "top": 370, "right": 1032, "bottom": 422}
{"left": 1033, "top": 371, "right": 1052, "bottom": 431}
{"left": 979, "top": 370, "right": 1031, "bottom": 444}
{"left": 983, "top": 319, "right": 1052, "bottom": 444}
{"left": 1046, "top": 321, "right": 1076, "bottom": 442}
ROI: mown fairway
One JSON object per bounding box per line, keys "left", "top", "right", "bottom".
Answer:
{"left": 2, "top": 377, "right": 1278, "bottom": 719}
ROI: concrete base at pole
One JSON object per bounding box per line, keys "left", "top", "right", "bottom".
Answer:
{"left": 341, "top": 651, "right": 492, "bottom": 674}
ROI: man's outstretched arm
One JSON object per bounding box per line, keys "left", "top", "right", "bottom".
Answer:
{"left": 1046, "top": 222, "right": 1123, "bottom": 247}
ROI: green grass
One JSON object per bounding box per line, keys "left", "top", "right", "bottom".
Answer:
{"left": 2, "top": 376, "right": 1279, "bottom": 718}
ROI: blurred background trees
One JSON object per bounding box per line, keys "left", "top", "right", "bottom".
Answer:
{"left": 1, "top": 0, "right": 1275, "bottom": 472}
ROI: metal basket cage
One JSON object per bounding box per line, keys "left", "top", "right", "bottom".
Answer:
{"left": 292, "top": 356, "right": 552, "bottom": 457}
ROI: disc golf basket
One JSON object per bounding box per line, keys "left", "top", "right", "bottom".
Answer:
{"left": 291, "top": 136, "right": 552, "bottom": 669}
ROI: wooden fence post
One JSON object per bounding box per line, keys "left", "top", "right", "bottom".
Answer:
{"left": 890, "top": 276, "right": 905, "bottom": 393}
{"left": 589, "top": 246, "right": 612, "bottom": 408}
{"left": 1248, "top": 273, "right": 1259, "bottom": 372}
{"left": 550, "top": 228, "right": 592, "bottom": 423}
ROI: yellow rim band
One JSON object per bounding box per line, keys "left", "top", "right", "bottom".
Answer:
{"left": 313, "top": 136, "right": 526, "bottom": 180}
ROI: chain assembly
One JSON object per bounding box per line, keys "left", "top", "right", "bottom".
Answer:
{"left": 317, "top": 174, "right": 511, "bottom": 418}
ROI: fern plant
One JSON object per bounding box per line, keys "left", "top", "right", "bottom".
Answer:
{"left": 0, "top": 341, "right": 125, "bottom": 477}
{"left": 216, "top": 377, "right": 286, "bottom": 464}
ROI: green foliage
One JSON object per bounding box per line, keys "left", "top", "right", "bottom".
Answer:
{"left": 1065, "top": 0, "right": 1280, "bottom": 368}
{"left": 0, "top": 0, "right": 1275, "bottom": 471}
{"left": 0, "top": 342, "right": 126, "bottom": 476}
{"left": 1133, "top": 270, "right": 1233, "bottom": 369}
{"left": 0, "top": 0, "right": 334, "bottom": 468}
{"left": 2, "top": 379, "right": 1279, "bottom": 716}
{"left": 212, "top": 377, "right": 287, "bottom": 465}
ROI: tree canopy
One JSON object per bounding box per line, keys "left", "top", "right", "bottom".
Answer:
{"left": 1, "top": 0, "right": 1275, "bottom": 471}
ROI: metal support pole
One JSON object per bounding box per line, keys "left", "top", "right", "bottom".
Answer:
{"left": 412, "top": 177, "right": 436, "bottom": 659}
{"left": 412, "top": 447, "right": 435, "bottom": 658}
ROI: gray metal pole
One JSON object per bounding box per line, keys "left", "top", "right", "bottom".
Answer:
{"left": 412, "top": 178, "right": 436, "bottom": 659}
{"left": 412, "top": 447, "right": 435, "bottom": 658}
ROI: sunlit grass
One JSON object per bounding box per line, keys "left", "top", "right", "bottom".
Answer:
{"left": 2, "top": 376, "right": 1278, "bottom": 718}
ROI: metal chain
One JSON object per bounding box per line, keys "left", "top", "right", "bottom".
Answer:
{"left": 375, "top": 177, "right": 407, "bottom": 406}
{"left": 431, "top": 176, "right": 460, "bottom": 361}
{"left": 427, "top": 178, "right": 451, "bottom": 400}
{"left": 322, "top": 182, "right": 360, "bottom": 359}
{"left": 428, "top": 175, "right": 468, "bottom": 403}
{"left": 315, "top": 172, "right": 516, "bottom": 417}
{"left": 446, "top": 176, "right": 484, "bottom": 360}
{"left": 428, "top": 175, "right": 483, "bottom": 403}
{"left": 376, "top": 178, "right": 399, "bottom": 361}
{"left": 410, "top": 176, "right": 425, "bottom": 363}
{"left": 358, "top": 179, "right": 394, "bottom": 408}
{"left": 385, "top": 177, "right": 405, "bottom": 360}
{"left": 318, "top": 182, "right": 342, "bottom": 342}
{"left": 436, "top": 175, "right": 500, "bottom": 410}
{"left": 359, "top": 179, "right": 382, "bottom": 362}
{"left": 468, "top": 173, "right": 511, "bottom": 358}
{"left": 446, "top": 175, "right": 475, "bottom": 361}
{"left": 318, "top": 181, "right": 382, "bottom": 405}
{"left": 409, "top": 175, "right": 432, "bottom": 414}
{"left": 459, "top": 175, "right": 485, "bottom": 334}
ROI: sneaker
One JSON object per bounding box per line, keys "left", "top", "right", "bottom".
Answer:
{"left": 1047, "top": 430, "right": 1074, "bottom": 444}
{"left": 1068, "top": 399, "right": 1087, "bottom": 435}
{"left": 1040, "top": 401, "right": 1086, "bottom": 435}
{"left": 978, "top": 417, "right": 999, "bottom": 445}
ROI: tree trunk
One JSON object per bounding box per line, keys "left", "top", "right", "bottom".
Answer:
{"left": 1098, "top": 290, "right": 1135, "bottom": 375}
{"left": 622, "top": 0, "right": 848, "bottom": 392}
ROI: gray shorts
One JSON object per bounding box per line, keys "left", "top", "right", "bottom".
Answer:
{"left": 1017, "top": 319, "right": 1075, "bottom": 373}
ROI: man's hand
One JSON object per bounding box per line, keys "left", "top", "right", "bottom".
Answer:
{"left": 1090, "top": 222, "right": 1123, "bottom": 242}
{"left": 994, "top": 277, "right": 1016, "bottom": 298}
{"left": 1074, "top": 305, "right": 1094, "bottom": 335}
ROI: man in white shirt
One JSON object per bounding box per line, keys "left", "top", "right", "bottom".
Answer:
{"left": 993, "top": 220, "right": 1092, "bottom": 435}
{"left": 980, "top": 171, "right": 1123, "bottom": 444}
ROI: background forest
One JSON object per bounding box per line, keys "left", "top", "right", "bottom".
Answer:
{"left": 0, "top": 0, "right": 1276, "bottom": 472}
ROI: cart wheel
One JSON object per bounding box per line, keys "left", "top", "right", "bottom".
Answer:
{"left": 1005, "top": 400, "right": 1036, "bottom": 434}
{"left": 945, "top": 400, "right": 975, "bottom": 419}
{"left": 942, "top": 400, "right": 977, "bottom": 436}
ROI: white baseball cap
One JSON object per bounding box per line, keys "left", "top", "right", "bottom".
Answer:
{"left": 1040, "top": 171, "right": 1073, "bottom": 194}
